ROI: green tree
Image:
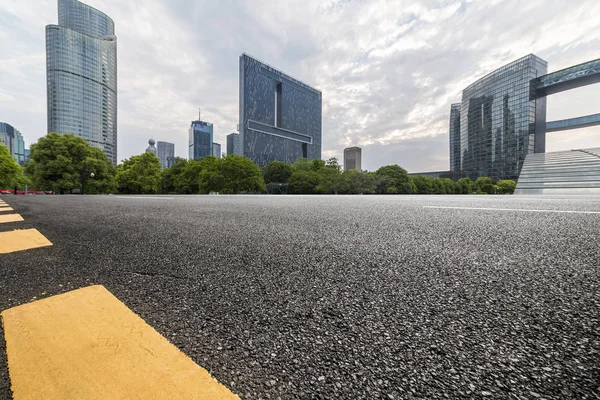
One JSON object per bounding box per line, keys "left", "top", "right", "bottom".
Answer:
{"left": 173, "top": 159, "right": 203, "bottom": 194}
{"left": 292, "top": 158, "right": 312, "bottom": 171}
{"left": 411, "top": 175, "right": 434, "bottom": 194}
{"left": 457, "top": 177, "right": 475, "bottom": 194}
{"left": 288, "top": 170, "right": 321, "bottom": 194}
{"left": 262, "top": 160, "right": 294, "bottom": 184}
{"left": 497, "top": 179, "right": 516, "bottom": 194}
{"left": 219, "top": 154, "right": 265, "bottom": 194}
{"left": 0, "top": 139, "right": 25, "bottom": 189}
{"left": 25, "top": 133, "right": 115, "bottom": 194}
{"left": 198, "top": 156, "right": 225, "bottom": 194}
{"left": 374, "top": 165, "right": 415, "bottom": 194}
{"left": 475, "top": 176, "right": 495, "bottom": 194}
{"left": 159, "top": 157, "right": 187, "bottom": 194}
{"left": 116, "top": 152, "right": 161, "bottom": 194}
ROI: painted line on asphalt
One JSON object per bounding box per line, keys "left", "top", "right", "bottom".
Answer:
{"left": 0, "top": 206, "right": 13, "bottom": 212}
{"left": 118, "top": 196, "right": 174, "bottom": 200}
{"left": 0, "top": 228, "right": 52, "bottom": 254}
{"left": 423, "top": 206, "right": 600, "bottom": 214}
{"left": 1, "top": 285, "right": 239, "bottom": 400}
{"left": 0, "top": 213, "right": 24, "bottom": 224}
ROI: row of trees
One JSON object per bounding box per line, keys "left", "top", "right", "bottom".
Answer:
{"left": 2, "top": 133, "right": 516, "bottom": 195}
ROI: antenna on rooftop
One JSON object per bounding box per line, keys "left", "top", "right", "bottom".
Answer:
{"left": 199, "top": 108, "right": 201, "bottom": 121}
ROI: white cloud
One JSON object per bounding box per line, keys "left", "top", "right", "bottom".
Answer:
{"left": 0, "top": 0, "right": 599, "bottom": 170}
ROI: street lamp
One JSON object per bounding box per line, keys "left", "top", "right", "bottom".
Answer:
{"left": 81, "top": 169, "right": 95, "bottom": 195}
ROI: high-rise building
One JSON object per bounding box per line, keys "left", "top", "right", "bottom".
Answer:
{"left": 0, "top": 122, "right": 27, "bottom": 165}
{"left": 46, "top": 0, "right": 118, "bottom": 164}
{"left": 145, "top": 139, "right": 157, "bottom": 155}
{"left": 239, "top": 53, "right": 322, "bottom": 167}
{"left": 226, "top": 133, "right": 241, "bottom": 156}
{"left": 212, "top": 143, "right": 221, "bottom": 158}
{"left": 157, "top": 141, "right": 175, "bottom": 169}
{"left": 449, "top": 104, "right": 461, "bottom": 172}
{"left": 344, "top": 146, "right": 362, "bottom": 171}
{"left": 189, "top": 119, "right": 213, "bottom": 160}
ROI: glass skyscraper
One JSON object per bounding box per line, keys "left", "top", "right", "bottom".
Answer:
{"left": 459, "top": 55, "right": 547, "bottom": 180}
{"left": 449, "top": 103, "right": 461, "bottom": 172}
{"left": 239, "top": 54, "right": 322, "bottom": 167}
{"left": 0, "top": 122, "right": 27, "bottom": 165}
{"left": 226, "top": 133, "right": 241, "bottom": 156}
{"left": 157, "top": 141, "right": 175, "bottom": 169}
{"left": 212, "top": 143, "right": 221, "bottom": 159}
{"left": 344, "top": 146, "right": 362, "bottom": 171}
{"left": 46, "top": 0, "right": 118, "bottom": 164}
{"left": 189, "top": 120, "right": 213, "bottom": 160}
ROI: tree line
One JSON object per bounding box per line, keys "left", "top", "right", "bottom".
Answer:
{"left": 1, "top": 133, "right": 516, "bottom": 195}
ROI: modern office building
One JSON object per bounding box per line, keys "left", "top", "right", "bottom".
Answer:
{"left": 46, "top": 0, "right": 118, "bottom": 164}
{"left": 145, "top": 138, "right": 157, "bottom": 155}
{"left": 449, "top": 103, "right": 461, "bottom": 172}
{"left": 0, "top": 122, "right": 27, "bottom": 165}
{"left": 157, "top": 141, "right": 175, "bottom": 169}
{"left": 344, "top": 146, "right": 362, "bottom": 171}
{"left": 239, "top": 53, "right": 322, "bottom": 167}
{"left": 189, "top": 119, "right": 213, "bottom": 160}
{"left": 212, "top": 143, "right": 221, "bottom": 158}
{"left": 445, "top": 54, "right": 600, "bottom": 184}
{"left": 226, "top": 133, "right": 241, "bottom": 156}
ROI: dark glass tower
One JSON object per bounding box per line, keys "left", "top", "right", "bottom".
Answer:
{"left": 189, "top": 120, "right": 213, "bottom": 160}
{"left": 459, "top": 55, "right": 547, "bottom": 180}
{"left": 239, "top": 54, "right": 322, "bottom": 167}
{"left": 46, "top": 0, "right": 117, "bottom": 164}
{"left": 449, "top": 104, "right": 461, "bottom": 172}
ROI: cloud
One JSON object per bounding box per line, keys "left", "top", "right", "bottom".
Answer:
{"left": 0, "top": 0, "right": 599, "bottom": 170}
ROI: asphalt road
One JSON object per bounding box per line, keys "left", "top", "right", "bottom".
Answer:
{"left": 1, "top": 194, "right": 599, "bottom": 399}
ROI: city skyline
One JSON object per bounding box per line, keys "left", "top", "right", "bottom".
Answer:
{"left": 1, "top": 1, "right": 600, "bottom": 171}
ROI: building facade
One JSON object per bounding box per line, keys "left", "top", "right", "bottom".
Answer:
{"left": 157, "top": 141, "right": 175, "bottom": 169}
{"left": 212, "top": 143, "right": 221, "bottom": 158}
{"left": 459, "top": 55, "right": 547, "bottom": 180}
{"left": 226, "top": 133, "right": 241, "bottom": 156}
{"left": 189, "top": 120, "right": 213, "bottom": 160}
{"left": 449, "top": 103, "right": 461, "bottom": 172}
{"left": 239, "top": 53, "right": 322, "bottom": 167}
{"left": 46, "top": 0, "right": 118, "bottom": 164}
{"left": 344, "top": 146, "right": 362, "bottom": 171}
{"left": 145, "top": 139, "right": 157, "bottom": 155}
{"left": 0, "top": 122, "right": 27, "bottom": 165}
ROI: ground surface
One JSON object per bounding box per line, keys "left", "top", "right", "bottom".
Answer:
{"left": 0, "top": 194, "right": 599, "bottom": 399}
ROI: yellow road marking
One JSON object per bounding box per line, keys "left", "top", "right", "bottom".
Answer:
{"left": 0, "top": 214, "right": 24, "bottom": 224}
{"left": 0, "top": 206, "right": 14, "bottom": 212}
{"left": 1, "top": 285, "right": 240, "bottom": 400}
{"left": 0, "top": 228, "right": 52, "bottom": 254}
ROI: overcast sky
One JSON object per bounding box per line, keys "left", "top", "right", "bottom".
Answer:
{"left": 1, "top": 0, "right": 600, "bottom": 172}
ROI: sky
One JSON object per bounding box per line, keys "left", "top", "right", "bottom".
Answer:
{"left": 1, "top": 0, "right": 600, "bottom": 172}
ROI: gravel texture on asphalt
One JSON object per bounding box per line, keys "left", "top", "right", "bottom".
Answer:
{"left": 0, "top": 194, "right": 599, "bottom": 399}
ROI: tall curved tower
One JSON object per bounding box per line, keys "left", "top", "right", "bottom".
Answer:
{"left": 46, "top": 0, "right": 117, "bottom": 164}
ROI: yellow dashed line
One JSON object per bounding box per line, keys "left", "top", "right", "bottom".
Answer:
{"left": 1, "top": 285, "right": 239, "bottom": 400}
{"left": 0, "top": 214, "right": 24, "bottom": 224}
{"left": 0, "top": 228, "right": 52, "bottom": 254}
{"left": 0, "top": 206, "right": 14, "bottom": 212}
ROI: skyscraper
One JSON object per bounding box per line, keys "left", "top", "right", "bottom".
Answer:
{"left": 0, "top": 122, "right": 27, "bottom": 165}
{"left": 212, "top": 143, "right": 221, "bottom": 159}
{"left": 449, "top": 103, "right": 461, "bottom": 172}
{"left": 157, "top": 141, "right": 175, "bottom": 169}
{"left": 46, "top": 0, "right": 118, "bottom": 164}
{"left": 239, "top": 53, "right": 322, "bottom": 167}
{"left": 189, "top": 119, "right": 213, "bottom": 160}
{"left": 344, "top": 146, "right": 362, "bottom": 171}
{"left": 226, "top": 133, "right": 241, "bottom": 156}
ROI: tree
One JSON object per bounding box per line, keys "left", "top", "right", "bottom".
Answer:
{"left": 288, "top": 170, "right": 321, "bottom": 194}
{"left": 457, "top": 177, "right": 475, "bottom": 194}
{"left": 0, "top": 139, "right": 25, "bottom": 189}
{"left": 173, "top": 159, "right": 203, "bottom": 194}
{"left": 159, "top": 157, "right": 187, "bottom": 194}
{"left": 116, "top": 152, "right": 161, "bottom": 194}
{"left": 374, "top": 165, "right": 415, "bottom": 194}
{"left": 219, "top": 154, "right": 265, "bottom": 194}
{"left": 25, "top": 133, "right": 115, "bottom": 194}
{"left": 497, "top": 179, "right": 516, "bottom": 194}
{"left": 197, "top": 156, "right": 225, "bottom": 194}
{"left": 263, "top": 160, "right": 294, "bottom": 184}
{"left": 411, "top": 175, "right": 434, "bottom": 194}
{"left": 293, "top": 158, "right": 312, "bottom": 171}
{"left": 475, "top": 176, "right": 495, "bottom": 194}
